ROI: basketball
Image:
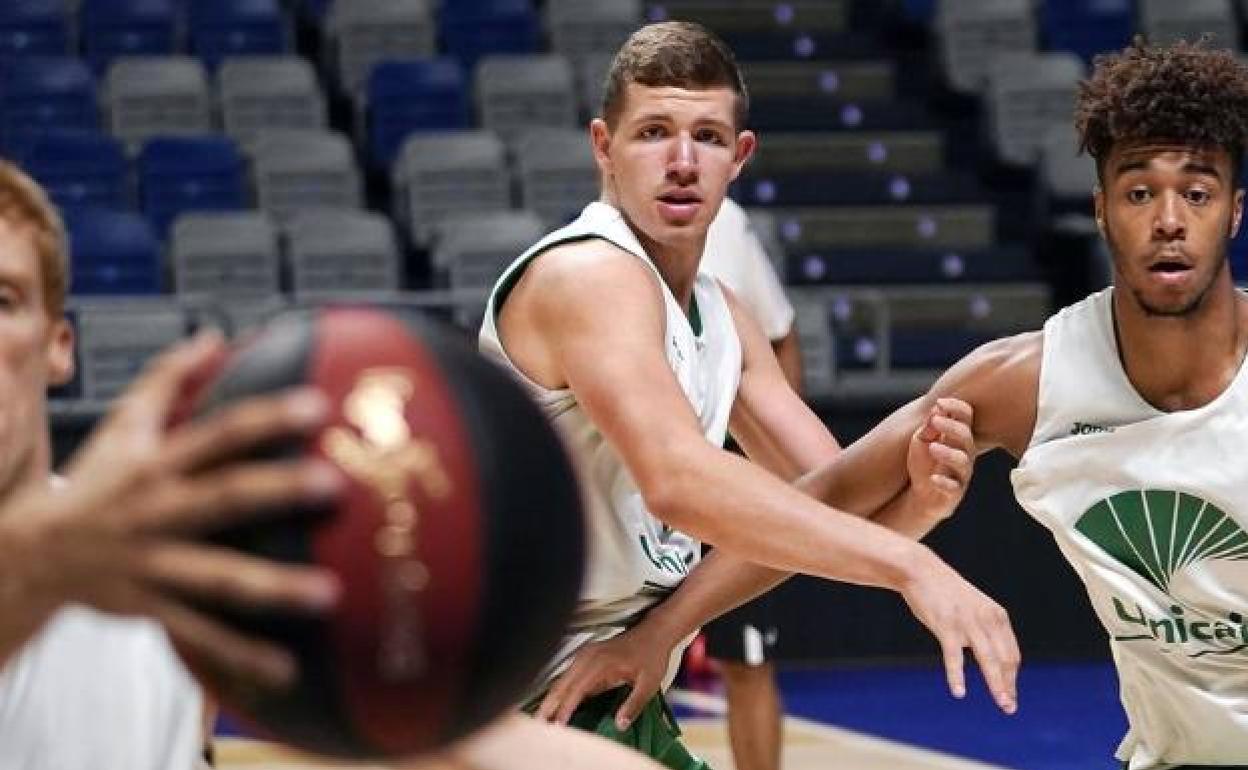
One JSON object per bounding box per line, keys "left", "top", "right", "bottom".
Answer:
{"left": 179, "top": 306, "right": 585, "bottom": 760}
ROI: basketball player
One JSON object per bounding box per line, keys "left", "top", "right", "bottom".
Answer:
{"left": 698, "top": 198, "right": 799, "bottom": 770}
{"left": 0, "top": 160, "right": 343, "bottom": 768}
{"left": 541, "top": 38, "right": 1248, "bottom": 770}
{"left": 481, "top": 21, "right": 1019, "bottom": 766}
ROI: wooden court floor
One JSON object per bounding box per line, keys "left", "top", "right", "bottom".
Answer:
{"left": 217, "top": 689, "right": 1010, "bottom": 770}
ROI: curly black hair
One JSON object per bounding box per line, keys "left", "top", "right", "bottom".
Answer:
{"left": 1076, "top": 37, "right": 1248, "bottom": 176}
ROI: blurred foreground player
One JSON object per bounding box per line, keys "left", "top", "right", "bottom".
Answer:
{"left": 562, "top": 38, "right": 1248, "bottom": 770}
{"left": 481, "top": 21, "right": 1019, "bottom": 768}
{"left": 0, "top": 160, "right": 345, "bottom": 769}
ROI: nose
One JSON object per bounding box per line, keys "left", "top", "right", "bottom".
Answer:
{"left": 1153, "top": 190, "right": 1187, "bottom": 241}
{"left": 666, "top": 132, "right": 698, "bottom": 185}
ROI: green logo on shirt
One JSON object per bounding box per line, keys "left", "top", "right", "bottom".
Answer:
{"left": 1077, "top": 490, "right": 1248, "bottom": 657}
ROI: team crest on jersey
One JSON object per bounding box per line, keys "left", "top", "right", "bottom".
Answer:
{"left": 1077, "top": 490, "right": 1248, "bottom": 657}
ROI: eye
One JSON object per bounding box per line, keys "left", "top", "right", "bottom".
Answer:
{"left": 1185, "top": 187, "right": 1212, "bottom": 206}
{"left": 1126, "top": 187, "right": 1152, "bottom": 204}
{"left": 694, "top": 128, "right": 726, "bottom": 145}
{"left": 638, "top": 125, "right": 665, "bottom": 140}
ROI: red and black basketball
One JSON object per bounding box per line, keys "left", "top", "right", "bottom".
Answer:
{"left": 184, "top": 306, "right": 584, "bottom": 759}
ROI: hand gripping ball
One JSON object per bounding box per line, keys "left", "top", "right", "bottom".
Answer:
{"left": 182, "top": 306, "right": 584, "bottom": 759}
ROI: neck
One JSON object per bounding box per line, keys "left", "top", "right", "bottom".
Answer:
{"left": 599, "top": 195, "right": 703, "bottom": 311}
{"left": 1112, "top": 275, "right": 1248, "bottom": 411}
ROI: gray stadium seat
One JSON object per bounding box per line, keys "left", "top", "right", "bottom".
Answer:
{"left": 936, "top": 0, "right": 1037, "bottom": 95}
{"left": 771, "top": 205, "right": 996, "bottom": 251}
{"left": 325, "top": 0, "right": 435, "bottom": 92}
{"left": 986, "top": 51, "right": 1083, "bottom": 167}
{"left": 1039, "top": 123, "right": 1096, "bottom": 202}
{"left": 171, "top": 210, "right": 281, "bottom": 298}
{"left": 251, "top": 128, "right": 362, "bottom": 219}
{"left": 787, "top": 288, "right": 836, "bottom": 396}
{"left": 515, "top": 128, "right": 597, "bottom": 228}
{"left": 578, "top": 52, "right": 614, "bottom": 120}
{"left": 475, "top": 54, "right": 578, "bottom": 142}
{"left": 743, "top": 207, "right": 786, "bottom": 275}
{"left": 392, "top": 130, "right": 512, "bottom": 246}
{"left": 218, "top": 55, "right": 327, "bottom": 150}
{"left": 1140, "top": 0, "right": 1238, "bottom": 49}
{"left": 105, "top": 56, "right": 212, "bottom": 147}
{"left": 545, "top": 0, "right": 640, "bottom": 69}
{"left": 74, "top": 299, "right": 190, "bottom": 400}
{"left": 285, "top": 207, "right": 401, "bottom": 294}
{"left": 742, "top": 60, "right": 895, "bottom": 102}
{"left": 433, "top": 210, "right": 545, "bottom": 290}
{"left": 751, "top": 132, "right": 945, "bottom": 174}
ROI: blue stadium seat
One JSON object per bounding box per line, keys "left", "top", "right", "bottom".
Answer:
{"left": 366, "top": 58, "right": 471, "bottom": 170}
{"left": 1041, "top": 0, "right": 1131, "bottom": 66}
{"left": 187, "top": 0, "right": 288, "bottom": 70}
{"left": 17, "top": 130, "right": 128, "bottom": 212}
{"left": 0, "top": 57, "right": 98, "bottom": 154}
{"left": 64, "top": 208, "right": 163, "bottom": 294}
{"left": 440, "top": 0, "right": 540, "bottom": 70}
{"left": 0, "top": 0, "right": 71, "bottom": 60}
{"left": 137, "top": 135, "right": 248, "bottom": 237}
{"left": 80, "top": 0, "right": 178, "bottom": 73}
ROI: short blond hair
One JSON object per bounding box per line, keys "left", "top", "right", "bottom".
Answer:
{"left": 0, "top": 161, "right": 69, "bottom": 318}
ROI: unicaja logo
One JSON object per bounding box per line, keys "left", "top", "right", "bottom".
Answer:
{"left": 1076, "top": 490, "right": 1248, "bottom": 657}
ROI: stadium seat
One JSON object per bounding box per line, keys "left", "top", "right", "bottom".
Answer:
{"left": 364, "top": 58, "right": 471, "bottom": 171}
{"left": 475, "top": 54, "right": 577, "bottom": 142}
{"left": 0, "top": 57, "right": 99, "bottom": 154}
{"left": 250, "top": 128, "right": 362, "bottom": 219}
{"left": 545, "top": 0, "right": 640, "bottom": 69}
{"left": 770, "top": 204, "right": 996, "bottom": 253}
{"left": 440, "top": 0, "right": 540, "bottom": 71}
{"left": 1040, "top": 0, "right": 1131, "bottom": 65}
{"left": 787, "top": 288, "right": 836, "bottom": 395}
{"left": 751, "top": 132, "right": 945, "bottom": 176}
{"left": 1037, "top": 123, "right": 1097, "bottom": 232}
{"left": 392, "top": 130, "right": 511, "bottom": 246}
{"left": 18, "top": 130, "right": 128, "bottom": 212}
{"left": 514, "top": 128, "right": 597, "bottom": 228}
{"left": 64, "top": 207, "right": 163, "bottom": 295}
{"left": 433, "top": 210, "right": 544, "bottom": 327}
{"left": 324, "top": 0, "right": 434, "bottom": 92}
{"left": 187, "top": 0, "right": 289, "bottom": 70}
{"left": 985, "top": 51, "right": 1084, "bottom": 167}
{"left": 935, "top": 0, "right": 1036, "bottom": 95}
{"left": 218, "top": 55, "right": 326, "bottom": 149}
{"left": 104, "top": 56, "right": 212, "bottom": 147}
{"left": 74, "top": 299, "right": 191, "bottom": 400}
{"left": 733, "top": 169, "right": 984, "bottom": 207}
{"left": 285, "top": 207, "right": 401, "bottom": 294}
{"left": 137, "top": 135, "right": 248, "bottom": 237}
{"left": 0, "top": 0, "right": 71, "bottom": 60}
{"left": 171, "top": 210, "right": 281, "bottom": 297}
{"left": 1139, "top": 0, "right": 1238, "bottom": 50}
{"left": 80, "top": 0, "right": 178, "bottom": 74}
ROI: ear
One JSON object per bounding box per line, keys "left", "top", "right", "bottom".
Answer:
{"left": 590, "top": 119, "right": 613, "bottom": 179}
{"left": 1233, "top": 188, "right": 1244, "bottom": 239}
{"left": 729, "top": 129, "right": 757, "bottom": 182}
{"left": 44, "top": 316, "right": 74, "bottom": 387}
{"left": 1093, "top": 184, "right": 1106, "bottom": 237}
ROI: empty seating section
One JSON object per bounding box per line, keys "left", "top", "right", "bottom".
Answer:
{"left": 393, "top": 130, "right": 510, "bottom": 246}
{"left": 286, "top": 208, "right": 401, "bottom": 294}
{"left": 218, "top": 55, "right": 326, "bottom": 149}
{"left": 476, "top": 54, "right": 577, "bottom": 142}
{"left": 250, "top": 128, "right": 361, "bottom": 219}
{"left": 105, "top": 56, "right": 211, "bottom": 146}
{"left": 13, "top": 0, "right": 1203, "bottom": 403}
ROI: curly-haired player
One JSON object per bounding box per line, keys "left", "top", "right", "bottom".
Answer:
{"left": 550, "top": 38, "right": 1248, "bottom": 769}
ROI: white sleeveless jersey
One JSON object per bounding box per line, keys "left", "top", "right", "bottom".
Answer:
{"left": 0, "top": 605, "right": 204, "bottom": 769}
{"left": 1012, "top": 288, "right": 1248, "bottom": 769}
{"left": 479, "top": 201, "right": 742, "bottom": 694}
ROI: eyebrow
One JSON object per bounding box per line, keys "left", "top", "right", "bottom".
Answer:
{"left": 628, "top": 112, "right": 733, "bottom": 131}
{"left": 1113, "top": 158, "right": 1223, "bottom": 180}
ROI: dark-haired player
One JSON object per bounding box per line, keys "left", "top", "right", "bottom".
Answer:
{"left": 565, "top": 38, "right": 1248, "bottom": 769}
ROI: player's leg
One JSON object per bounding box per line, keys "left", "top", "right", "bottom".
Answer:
{"left": 704, "top": 593, "right": 782, "bottom": 770}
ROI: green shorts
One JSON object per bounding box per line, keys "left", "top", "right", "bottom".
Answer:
{"left": 525, "top": 687, "right": 711, "bottom": 770}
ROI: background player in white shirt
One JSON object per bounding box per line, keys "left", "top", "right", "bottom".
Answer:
{"left": 555, "top": 38, "right": 1248, "bottom": 770}
{"left": 698, "top": 197, "right": 800, "bottom": 770}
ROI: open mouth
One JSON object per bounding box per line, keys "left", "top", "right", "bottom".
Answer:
{"left": 1148, "top": 260, "right": 1193, "bottom": 275}
{"left": 657, "top": 190, "right": 702, "bottom": 205}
